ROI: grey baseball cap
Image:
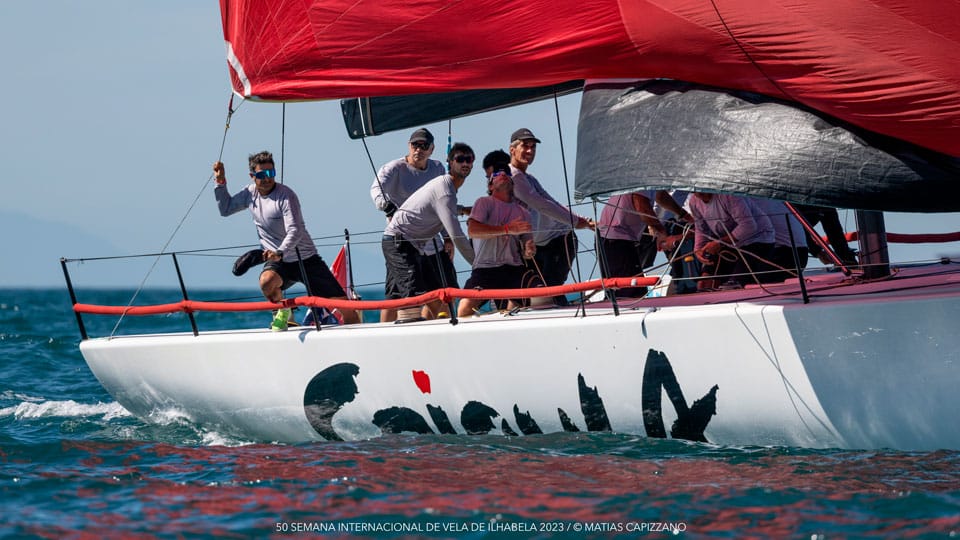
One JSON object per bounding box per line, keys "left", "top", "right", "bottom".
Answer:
{"left": 510, "top": 128, "right": 541, "bottom": 143}
{"left": 409, "top": 128, "right": 435, "bottom": 144}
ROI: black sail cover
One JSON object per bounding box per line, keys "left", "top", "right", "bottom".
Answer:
{"left": 341, "top": 82, "right": 582, "bottom": 139}
{"left": 574, "top": 80, "right": 960, "bottom": 212}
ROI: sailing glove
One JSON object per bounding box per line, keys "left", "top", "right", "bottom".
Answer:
{"left": 382, "top": 201, "right": 398, "bottom": 218}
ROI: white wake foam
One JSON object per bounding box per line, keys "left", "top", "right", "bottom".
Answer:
{"left": 200, "top": 430, "right": 255, "bottom": 447}
{"left": 0, "top": 400, "right": 131, "bottom": 420}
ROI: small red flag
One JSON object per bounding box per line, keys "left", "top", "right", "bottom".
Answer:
{"left": 331, "top": 245, "right": 348, "bottom": 291}
{"left": 326, "top": 244, "right": 354, "bottom": 324}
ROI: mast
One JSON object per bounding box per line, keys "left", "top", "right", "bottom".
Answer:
{"left": 854, "top": 211, "right": 890, "bottom": 279}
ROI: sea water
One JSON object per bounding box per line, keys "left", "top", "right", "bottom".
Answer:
{"left": 1, "top": 288, "right": 958, "bottom": 538}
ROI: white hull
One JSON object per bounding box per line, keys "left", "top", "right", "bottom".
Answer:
{"left": 80, "top": 267, "right": 960, "bottom": 449}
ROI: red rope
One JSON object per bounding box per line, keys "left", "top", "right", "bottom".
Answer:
{"left": 74, "top": 277, "right": 658, "bottom": 316}
{"left": 839, "top": 231, "right": 960, "bottom": 244}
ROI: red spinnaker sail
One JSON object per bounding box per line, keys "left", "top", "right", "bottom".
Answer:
{"left": 220, "top": 0, "right": 960, "bottom": 157}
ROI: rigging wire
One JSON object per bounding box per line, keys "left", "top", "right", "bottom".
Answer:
{"left": 280, "top": 103, "right": 286, "bottom": 184}
{"left": 361, "top": 136, "right": 389, "bottom": 206}
{"left": 552, "top": 90, "right": 587, "bottom": 315}
{"left": 734, "top": 304, "right": 842, "bottom": 441}
{"left": 590, "top": 197, "right": 618, "bottom": 311}
{"left": 447, "top": 120, "right": 453, "bottom": 155}
{"left": 552, "top": 91, "right": 582, "bottom": 282}
{"left": 107, "top": 93, "right": 241, "bottom": 338}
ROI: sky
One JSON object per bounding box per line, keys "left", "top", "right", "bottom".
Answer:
{"left": 2, "top": 2, "right": 957, "bottom": 293}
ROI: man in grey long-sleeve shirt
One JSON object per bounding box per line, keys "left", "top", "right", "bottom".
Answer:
{"left": 370, "top": 128, "right": 453, "bottom": 322}
{"left": 509, "top": 128, "right": 594, "bottom": 303}
{"left": 689, "top": 192, "right": 774, "bottom": 290}
{"left": 214, "top": 151, "right": 360, "bottom": 328}
{"left": 370, "top": 128, "right": 447, "bottom": 217}
{"left": 382, "top": 142, "right": 477, "bottom": 322}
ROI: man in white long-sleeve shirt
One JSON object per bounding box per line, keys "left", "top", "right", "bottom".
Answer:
{"left": 214, "top": 151, "right": 360, "bottom": 329}
{"left": 382, "top": 143, "right": 477, "bottom": 322}
{"left": 370, "top": 128, "right": 459, "bottom": 322}
{"left": 509, "top": 128, "right": 593, "bottom": 304}
{"left": 689, "top": 193, "right": 774, "bottom": 290}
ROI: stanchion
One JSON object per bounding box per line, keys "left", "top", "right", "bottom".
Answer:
{"left": 296, "top": 248, "right": 322, "bottom": 331}
{"left": 60, "top": 258, "right": 88, "bottom": 340}
{"left": 784, "top": 216, "right": 809, "bottom": 304}
{"left": 431, "top": 238, "right": 458, "bottom": 325}
{"left": 171, "top": 253, "right": 199, "bottom": 336}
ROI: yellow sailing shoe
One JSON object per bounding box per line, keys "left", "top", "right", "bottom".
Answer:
{"left": 270, "top": 308, "right": 292, "bottom": 332}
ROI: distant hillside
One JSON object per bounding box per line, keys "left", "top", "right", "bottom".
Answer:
{"left": 0, "top": 210, "right": 281, "bottom": 291}
{"left": 0, "top": 210, "right": 122, "bottom": 288}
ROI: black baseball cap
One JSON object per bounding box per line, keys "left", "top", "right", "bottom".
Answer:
{"left": 510, "top": 128, "right": 541, "bottom": 143}
{"left": 409, "top": 128, "right": 434, "bottom": 144}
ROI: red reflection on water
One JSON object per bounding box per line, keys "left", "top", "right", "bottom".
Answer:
{"left": 19, "top": 441, "right": 960, "bottom": 538}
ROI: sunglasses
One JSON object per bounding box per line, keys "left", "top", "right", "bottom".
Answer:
{"left": 410, "top": 141, "right": 431, "bottom": 150}
{"left": 453, "top": 155, "right": 475, "bottom": 164}
{"left": 251, "top": 168, "right": 277, "bottom": 180}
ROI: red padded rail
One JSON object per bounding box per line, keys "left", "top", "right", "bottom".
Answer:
{"left": 74, "top": 277, "right": 657, "bottom": 316}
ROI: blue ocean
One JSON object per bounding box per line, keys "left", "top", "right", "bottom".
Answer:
{"left": 1, "top": 287, "right": 958, "bottom": 538}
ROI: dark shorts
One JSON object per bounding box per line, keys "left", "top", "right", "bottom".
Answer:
{"left": 423, "top": 251, "right": 459, "bottom": 290}
{"left": 762, "top": 246, "right": 809, "bottom": 283}
{"left": 382, "top": 235, "right": 460, "bottom": 299}
{"left": 597, "top": 237, "right": 655, "bottom": 298}
{"left": 465, "top": 264, "right": 541, "bottom": 291}
{"left": 262, "top": 254, "right": 346, "bottom": 298}
{"left": 532, "top": 231, "right": 578, "bottom": 287}
{"left": 527, "top": 232, "right": 578, "bottom": 305}
{"left": 465, "top": 264, "right": 543, "bottom": 310}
